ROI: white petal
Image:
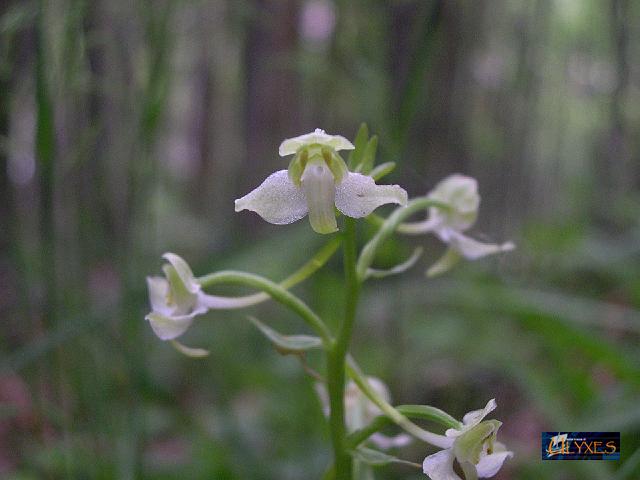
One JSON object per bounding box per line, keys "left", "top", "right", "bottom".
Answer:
{"left": 147, "top": 276, "right": 172, "bottom": 315}
{"left": 335, "top": 172, "right": 408, "bottom": 218}
{"left": 462, "top": 399, "right": 497, "bottom": 427}
{"left": 235, "top": 170, "right": 308, "bottom": 225}
{"left": 279, "top": 128, "right": 355, "bottom": 156}
{"left": 428, "top": 174, "right": 480, "bottom": 232}
{"left": 145, "top": 306, "right": 206, "bottom": 341}
{"left": 301, "top": 162, "right": 338, "bottom": 234}
{"left": 162, "top": 253, "right": 200, "bottom": 294}
{"left": 444, "top": 231, "right": 515, "bottom": 260}
{"left": 423, "top": 449, "right": 462, "bottom": 480}
{"left": 475, "top": 451, "right": 513, "bottom": 478}
{"left": 370, "top": 433, "right": 412, "bottom": 450}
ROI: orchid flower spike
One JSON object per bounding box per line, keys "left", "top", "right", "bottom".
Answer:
{"left": 146, "top": 253, "right": 265, "bottom": 341}
{"left": 399, "top": 174, "right": 514, "bottom": 276}
{"left": 316, "top": 376, "right": 411, "bottom": 449}
{"left": 423, "top": 399, "right": 513, "bottom": 480}
{"left": 235, "top": 129, "right": 408, "bottom": 234}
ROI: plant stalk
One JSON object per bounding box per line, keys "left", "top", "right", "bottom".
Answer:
{"left": 328, "top": 218, "right": 360, "bottom": 479}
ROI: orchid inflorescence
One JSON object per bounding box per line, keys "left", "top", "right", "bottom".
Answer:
{"left": 144, "top": 126, "right": 514, "bottom": 480}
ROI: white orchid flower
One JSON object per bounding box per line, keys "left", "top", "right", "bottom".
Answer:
{"left": 235, "top": 129, "right": 408, "bottom": 234}
{"left": 316, "top": 376, "right": 411, "bottom": 449}
{"left": 399, "top": 174, "right": 514, "bottom": 276}
{"left": 423, "top": 399, "right": 513, "bottom": 480}
{"left": 146, "top": 253, "right": 264, "bottom": 341}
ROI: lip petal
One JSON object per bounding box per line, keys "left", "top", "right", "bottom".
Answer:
{"left": 301, "top": 162, "right": 338, "bottom": 234}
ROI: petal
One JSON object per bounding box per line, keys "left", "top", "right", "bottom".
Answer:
{"left": 279, "top": 128, "right": 355, "bottom": 156}
{"left": 475, "top": 451, "right": 513, "bottom": 478}
{"left": 370, "top": 433, "right": 412, "bottom": 450}
{"left": 301, "top": 162, "right": 338, "bottom": 234}
{"left": 444, "top": 231, "right": 515, "bottom": 260}
{"left": 145, "top": 306, "right": 206, "bottom": 341}
{"left": 146, "top": 276, "right": 172, "bottom": 315}
{"left": 335, "top": 173, "right": 407, "bottom": 218}
{"left": 428, "top": 174, "right": 480, "bottom": 232}
{"left": 462, "top": 399, "right": 497, "bottom": 427}
{"left": 162, "top": 253, "right": 200, "bottom": 294}
{"left": 235, "top": 170, "right": 308, "bottom": 225}
{"left": 423, "top": 449, "right": 462, "bottom": 480}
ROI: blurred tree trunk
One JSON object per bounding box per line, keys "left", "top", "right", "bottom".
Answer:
{"left": 243, "top": 0, "right": 301, "bottom": 189}
{"left": 602, "top": 0, "right": 633, "bottom": 202}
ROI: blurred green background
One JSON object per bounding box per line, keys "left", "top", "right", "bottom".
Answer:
{"left": 1, "top": 0, "right": 639, "bottom": 478}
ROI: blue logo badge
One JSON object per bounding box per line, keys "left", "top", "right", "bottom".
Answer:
{"left": 542, "top": 432, "right": 620, "bottom": 460}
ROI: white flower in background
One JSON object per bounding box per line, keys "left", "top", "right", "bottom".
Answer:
{"left": 146, "top": 253, "right": 263, "bottom": 341}
{"left": 235, "top": 129, "right": 408, "bottom": 234}
{"left": 316, "top": 376, "right": 411, "bottom": 449}
{"left": 423, "top": 399, "right": 513, "bottom": 480}
{"left": 399, "top": 174, "right": 514, "bottom": 276}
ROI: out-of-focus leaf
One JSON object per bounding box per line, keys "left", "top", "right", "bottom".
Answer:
{"left": 350, "top": 446, "right": 417, "bottom": 468}
{"left": 249, "top": 316, "right": 322, "bottom": 355}
{"left": 370, "top": 162, "right": 396, "bottom": 181}
{"left": 358, "top": 135, "right": 378, "bottom": 174}
{"left": 348, "top": 123, "right": 369, "bottom": 169}
{"left": 366, "top": 247, "right": 422, "bottom": 279}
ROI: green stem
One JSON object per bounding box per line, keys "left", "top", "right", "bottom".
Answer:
{"left": 356, "top": 197, "right": 450, "bottom": 281}
{"left": 328, "top": 218, "right": 360, "bottom": 480}
{"left": 197, "top": 238, "right": 341, "bottom": 307}
{"left": 194, "top": 270, "right": 333, "bottom": 346}
{"left": 346, "top": 359, "right": 454, "bottom": 449}
{"left": 346, "top": 405, "right": 461, "bottom": 449}
{"left": 195, "top": 253, "right": 454, "bottom": 472}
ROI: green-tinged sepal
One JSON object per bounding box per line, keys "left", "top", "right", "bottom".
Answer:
{"left": 454, "top": 420, "right": 502, "bottom": 465}
{"left": 249, "top": 316, "right": 323, "bottom": 355}
{"left": 163, "top": 264, "right": 196, "bottom": 312}
{"left": 322, "top": 146, "right": 348, "bottom": 183}
{"left": 288, "top": 148, "right": 308, "bottom": 186}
